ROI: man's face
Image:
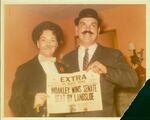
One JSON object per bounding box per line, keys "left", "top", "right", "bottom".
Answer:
{"left": 37, "top": 30, "right": 58, "bottom": 57}
{"left": 76, "top": 17, "right": 100, "bottom": 47}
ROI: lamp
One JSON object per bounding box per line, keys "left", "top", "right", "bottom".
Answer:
{"left": 128, "top": 42, "right": 144, "bottom": 66}
{"left": 128, "top": 42, "right": 146, "bottom": 86}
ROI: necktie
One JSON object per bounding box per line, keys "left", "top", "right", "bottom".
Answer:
{"left": 83, "top": 48, "right": 89, "bottom": 70}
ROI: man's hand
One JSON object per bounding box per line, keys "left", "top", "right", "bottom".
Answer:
{"left": 33, "top": 93, "right": 47, "bottom": 112}
{"left": 87, "top": 61, "right": 107, "bottom": 74}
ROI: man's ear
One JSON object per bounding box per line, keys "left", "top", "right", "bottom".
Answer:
{"left": 98, "top": 27, "right": 101, "bottom": 34}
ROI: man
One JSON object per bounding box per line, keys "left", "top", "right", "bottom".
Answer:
{"left": 62, "top": 8, "right": 139, "bottom": 117}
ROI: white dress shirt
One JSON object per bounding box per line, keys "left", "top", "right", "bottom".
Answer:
{"left": 78, "top": 43, "right": 98, "bottom": 71}
{"left": 38, "top": 54, "right": 58, "bottom": 74}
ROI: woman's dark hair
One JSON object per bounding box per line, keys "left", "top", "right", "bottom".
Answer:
{"left": 32, "top": 21, "right": 63, "bottom": 45}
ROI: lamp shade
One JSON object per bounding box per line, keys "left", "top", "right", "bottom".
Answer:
{"left": 128, "top": 42, "right": 136, "bottom": 50}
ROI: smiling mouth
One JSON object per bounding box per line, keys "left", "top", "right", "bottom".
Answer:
{"left": 82, "top": 33, "right": 93, "bottom": 38}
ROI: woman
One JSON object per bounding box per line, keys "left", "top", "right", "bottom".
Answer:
{"left": 9, "top": 21, "right": 65, "bottom": 117}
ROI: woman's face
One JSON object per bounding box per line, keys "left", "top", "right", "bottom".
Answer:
{"left": 37, "top": 30, "right": 58, "bottom": 57}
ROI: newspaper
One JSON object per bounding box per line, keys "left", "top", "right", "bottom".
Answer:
{"left": 46, "top": 71, "right": 103, "bottom": 114}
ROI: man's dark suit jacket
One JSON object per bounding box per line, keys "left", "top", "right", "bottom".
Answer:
{"left": 121, "top": 79, "right": 150, "bottom": 120}
{"left": 61, "top": 44, "right": 138, "bottom": 117}
{"left": 9, "top": 56, "right": 65, "bottom": 117}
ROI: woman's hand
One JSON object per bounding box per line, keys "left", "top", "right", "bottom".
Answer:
{"left": 33, "top": 93, "right": 47, "bottom": 112}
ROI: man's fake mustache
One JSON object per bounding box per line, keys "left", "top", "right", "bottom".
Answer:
{"left": 82, "top": 31, "right": 93, "bottom": 34}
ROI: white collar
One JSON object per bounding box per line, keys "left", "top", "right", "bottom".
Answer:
{"left": 38, "top": 54, "right": 56, "bottom": 62}
{"left": 79, "top": 43, "right": 97, "bottom": 51}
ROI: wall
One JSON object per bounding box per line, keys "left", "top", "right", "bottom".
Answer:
{"left": 4, "top": 5, "right": 146, "bottom": 116}
{"left": 54, "top": 18, "right": 76, "bottom": 60}
{"left": 100, "top": 5, "right": 146, "bottom": 67}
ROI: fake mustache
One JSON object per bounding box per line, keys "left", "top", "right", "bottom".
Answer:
{"left": 43, "top": 45, "right": 51, "bottom": 49}
{"left": 43, "top": 44, "right": 54, "bottom": 49}
{"left": 82, "top": 31, "right": 93, "bottom": 34}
